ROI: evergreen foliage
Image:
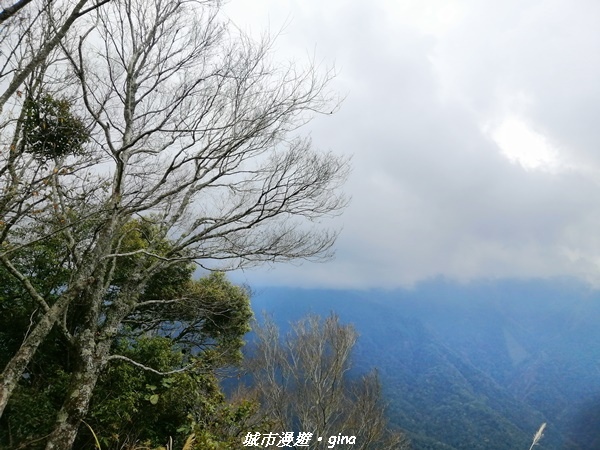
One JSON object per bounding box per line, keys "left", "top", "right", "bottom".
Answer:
{"left": 0, "top": 227, "right": 256, "bottom": 449}
{"left": 21, "top": 94, "right": 89, "bottom": 160}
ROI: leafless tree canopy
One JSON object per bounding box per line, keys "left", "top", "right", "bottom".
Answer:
{"left": 0, "top": 0, "right": 349, "bottom": 448}
{"left": 0, "top": 0, "right": 109, "bottom": 113}
{"left": 246, "top": 314, "right": 411, "bottom": 450}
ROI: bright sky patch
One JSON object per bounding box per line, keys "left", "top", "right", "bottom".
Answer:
{"left": 490, "top": 117, "right": 562, "bottom": 172}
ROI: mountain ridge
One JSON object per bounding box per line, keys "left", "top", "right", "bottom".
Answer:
{"left": 248, "top": 278, "right": 600, "bottom": 449}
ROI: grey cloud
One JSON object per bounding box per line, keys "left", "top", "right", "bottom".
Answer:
{"left": 226, "top": 0, "right": 600, "bottom": 288}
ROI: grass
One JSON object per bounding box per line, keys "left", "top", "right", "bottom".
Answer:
{"left": 528, "top": 423, "right": 546, "bottom": 450}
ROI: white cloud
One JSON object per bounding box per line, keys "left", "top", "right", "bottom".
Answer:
{"left": 488, "top": 117, "right": 561, "bottom": 172}
{"left": 224, "top": 0, "right": 600, "bottom": 289}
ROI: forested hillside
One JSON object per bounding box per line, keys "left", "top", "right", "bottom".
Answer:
{"left": 250, "top": 278, "right": 600, "bottom": 449}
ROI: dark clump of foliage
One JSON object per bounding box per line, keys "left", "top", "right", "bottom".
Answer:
{"left": 21, "top": 93, "right": 89, "bottom": 160}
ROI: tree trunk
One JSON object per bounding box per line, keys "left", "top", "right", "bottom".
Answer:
{"left": 0, "top": 294, "right": 70, "bottom": 417}
{"left": 44, "top": 334, "right": 110, "bottom": 450}
{"left": 44, "top": 276, "right": 142, "bottom": 449}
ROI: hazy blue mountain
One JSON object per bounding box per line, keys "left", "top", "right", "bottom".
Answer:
{"left": 248, "top": 278, "right": 600, "bottom": 450}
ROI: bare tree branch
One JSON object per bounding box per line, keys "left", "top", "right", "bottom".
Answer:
{"left": 107, "top": 354, "right": 196, "bottom": 376}
{"left": 0, "top": 0, "right": 34, "bottom": 25}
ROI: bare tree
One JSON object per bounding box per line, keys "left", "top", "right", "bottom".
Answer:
{"left": 246, "top": 314, "right": 411, "bottom": 450}
{"left": 0, "top": 0, "right": 111, "bottom": 113}
{"left": 0, "top": 0, "right": 349, "bottom": 448}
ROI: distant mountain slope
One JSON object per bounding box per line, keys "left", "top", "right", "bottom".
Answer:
{"left": 249, "top": 278, "right": 600, "bottom": 449}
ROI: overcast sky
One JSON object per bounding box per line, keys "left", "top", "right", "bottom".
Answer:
{"left": 223, "top": 0, "right": 600, "bottom": 289}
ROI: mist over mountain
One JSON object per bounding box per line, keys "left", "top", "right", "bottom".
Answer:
{"left": 249, "top": 278, "right": 600, "bottom": 449}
